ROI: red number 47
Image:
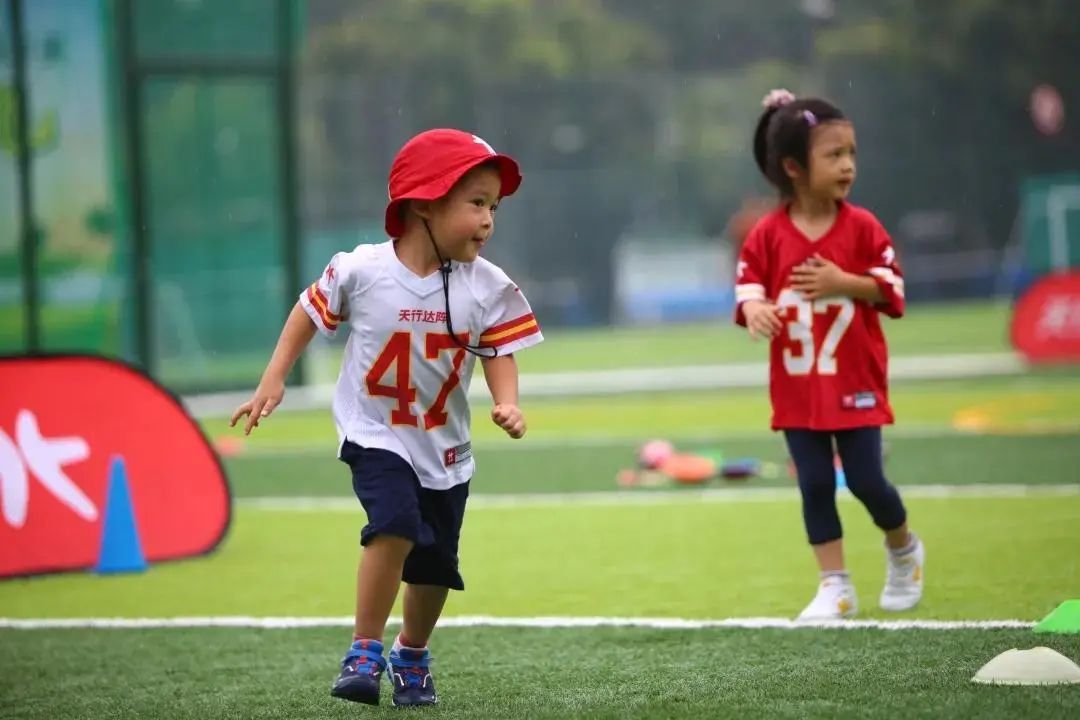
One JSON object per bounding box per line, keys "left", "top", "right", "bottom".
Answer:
{"left": 365, "top": 331, "right": 468, "bottom": 430}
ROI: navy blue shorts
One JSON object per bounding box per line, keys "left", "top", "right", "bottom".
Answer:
{"left": 340, "top": 441, "right": 469, "bottom": 591}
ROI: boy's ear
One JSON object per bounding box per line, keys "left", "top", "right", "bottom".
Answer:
{"left": 781, "top": 157, "right": 803, "bottom": 181}
{"left": 410, "top": 199, "right": 435, "bottom": 221}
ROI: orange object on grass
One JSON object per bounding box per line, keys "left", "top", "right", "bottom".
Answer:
{"left": 661, "top": 453, "right": 717, "bottom": 485}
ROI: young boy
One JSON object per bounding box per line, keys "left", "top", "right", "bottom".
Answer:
{"left": 231, "top": 129, "right": 543, "bottom": 705}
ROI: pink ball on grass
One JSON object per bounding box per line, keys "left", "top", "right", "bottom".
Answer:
{"left": 638, "top": 439, "right": 675, "bottom": 470}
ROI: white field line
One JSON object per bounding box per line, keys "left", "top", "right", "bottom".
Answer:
{"left": 0, "top": 615, "right": 1035, "bottom": 631}
{"left": 237, "top": 484, "right": 1080, "bottom": 512}
{"left": 184, "top": 352, "right": 1027, "bottom": 417}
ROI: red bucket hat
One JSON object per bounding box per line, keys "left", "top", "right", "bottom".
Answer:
{"left": 384, "top": 129, "right": 522, "bottom": 238}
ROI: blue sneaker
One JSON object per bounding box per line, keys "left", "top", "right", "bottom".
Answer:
{"left": 330, "top": 639, "right": 386, "bottom": 705}
{"left": 388, "top": 646, "right": 438, "bottom": 706}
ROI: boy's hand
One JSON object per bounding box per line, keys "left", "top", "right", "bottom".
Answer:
{"left": 491, "top": 403, "right": 526, "bottom": 439}
{"left": 230, "top": 380, "right": 285, "bottom": 435}
{"left": 790, "top": 254, "right": 849, "bottom": 300}
{"left": 743, "top": 300, "right": 783, "bottom": 340}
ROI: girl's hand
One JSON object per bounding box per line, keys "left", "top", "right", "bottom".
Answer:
{"left": 789, "top": 254, "right": 849, "bottom": 300}
{"left": 230, "top": 380, "right": 285, "bottom": 435}
{"left": 492, "top": 403, "right": 526, "bottom": 439}
{"left": 743, "top": 300, "right": 783, "bottom": 340}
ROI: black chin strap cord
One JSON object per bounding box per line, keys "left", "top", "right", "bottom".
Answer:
{"left": 422, "top": 219, "right": 498, "bottom": 359}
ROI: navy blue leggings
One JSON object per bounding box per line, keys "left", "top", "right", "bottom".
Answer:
{"left": 784, "top": 427, "right": 906, "bottom": 545}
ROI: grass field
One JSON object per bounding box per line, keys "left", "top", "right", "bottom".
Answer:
{"left": 3, "top": 300, "right": 1079, "bottom": 719}
{"left": 3, "top": 627, "right": 1079, "bottom": 720}
{"left": 319, "top": 299, "right": 1017, "bottom": 376}
{"left": 2, "top": 494, "right": 1078, "bottom": 620}
{"left": 204, "top": 370, "right": 1080, "bottom": 497}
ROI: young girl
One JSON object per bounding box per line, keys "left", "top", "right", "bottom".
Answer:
{"left": 734, "top": 89, "right": 924, "bottom": 620}
{"left": 231, "top": 129, "right": 543, "bottom": 705}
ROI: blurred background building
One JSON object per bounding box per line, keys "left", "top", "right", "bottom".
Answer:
{"left": 2, "top": 0, "right": 1078, "bottom": 392}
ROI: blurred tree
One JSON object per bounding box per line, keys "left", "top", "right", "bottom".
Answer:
{"left": 304, "top": 0, "right": 664, "bottom": 187}
{"left": 303, "top": 0, "right": 667, "bottom": 322}
{"left": 297, "top": 0, "right": 1080, "bottom": 318}
{"left": 606, "top": 0, "right": 815, "bottom": 71}
{"left": 310, "top": 0, "right": 662, "bottom": 81}
{"left": 816, "top": 0, "right": 1080, "bottom": 241}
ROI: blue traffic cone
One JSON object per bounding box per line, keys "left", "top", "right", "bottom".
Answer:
{"left": 95, "top": 456, "right": 148, "bottom": 574}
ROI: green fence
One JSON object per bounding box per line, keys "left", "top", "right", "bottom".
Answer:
{"left": 1, "top": 0, "right": 299, "bottom": 392}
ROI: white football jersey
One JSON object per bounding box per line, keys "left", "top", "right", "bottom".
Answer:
{"left": 299, "top": 241, "right": 543, "bottom": 489}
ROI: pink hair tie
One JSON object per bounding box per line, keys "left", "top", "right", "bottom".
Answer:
{"left": 762, "top": 89, "right": 796, "bottom": 109}
{"left": 802, "top": 110, "right": 818, "bottom": 126}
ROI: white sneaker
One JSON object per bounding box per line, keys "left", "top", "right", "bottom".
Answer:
{"left": 796, "top": 575, "right": 858, "bottom": 621}
{"left": 880, "top": 535, "right": 925, "bottom": 611}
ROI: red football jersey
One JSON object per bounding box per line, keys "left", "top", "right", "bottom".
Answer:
{"left": 734, "top": 201, "right": 904, "bottom": 430}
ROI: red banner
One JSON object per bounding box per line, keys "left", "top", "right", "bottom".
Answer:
{"left": 1011, "top": 272, "right": 1080, "bottom": 363}
{"left": 0, "top": 355, "right": 230, "bottom": 577}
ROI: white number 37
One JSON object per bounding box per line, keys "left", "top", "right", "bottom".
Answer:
{"left": 777, "top": 289, "right": 855, "bottom": 375}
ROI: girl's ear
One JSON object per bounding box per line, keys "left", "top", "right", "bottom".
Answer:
{"left": 781, "top": 156, "right": 803, "bottom": 181}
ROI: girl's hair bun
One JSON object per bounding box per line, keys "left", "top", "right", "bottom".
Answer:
{"left": 762, "top": 89, "right": 796, "bottom": 110}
